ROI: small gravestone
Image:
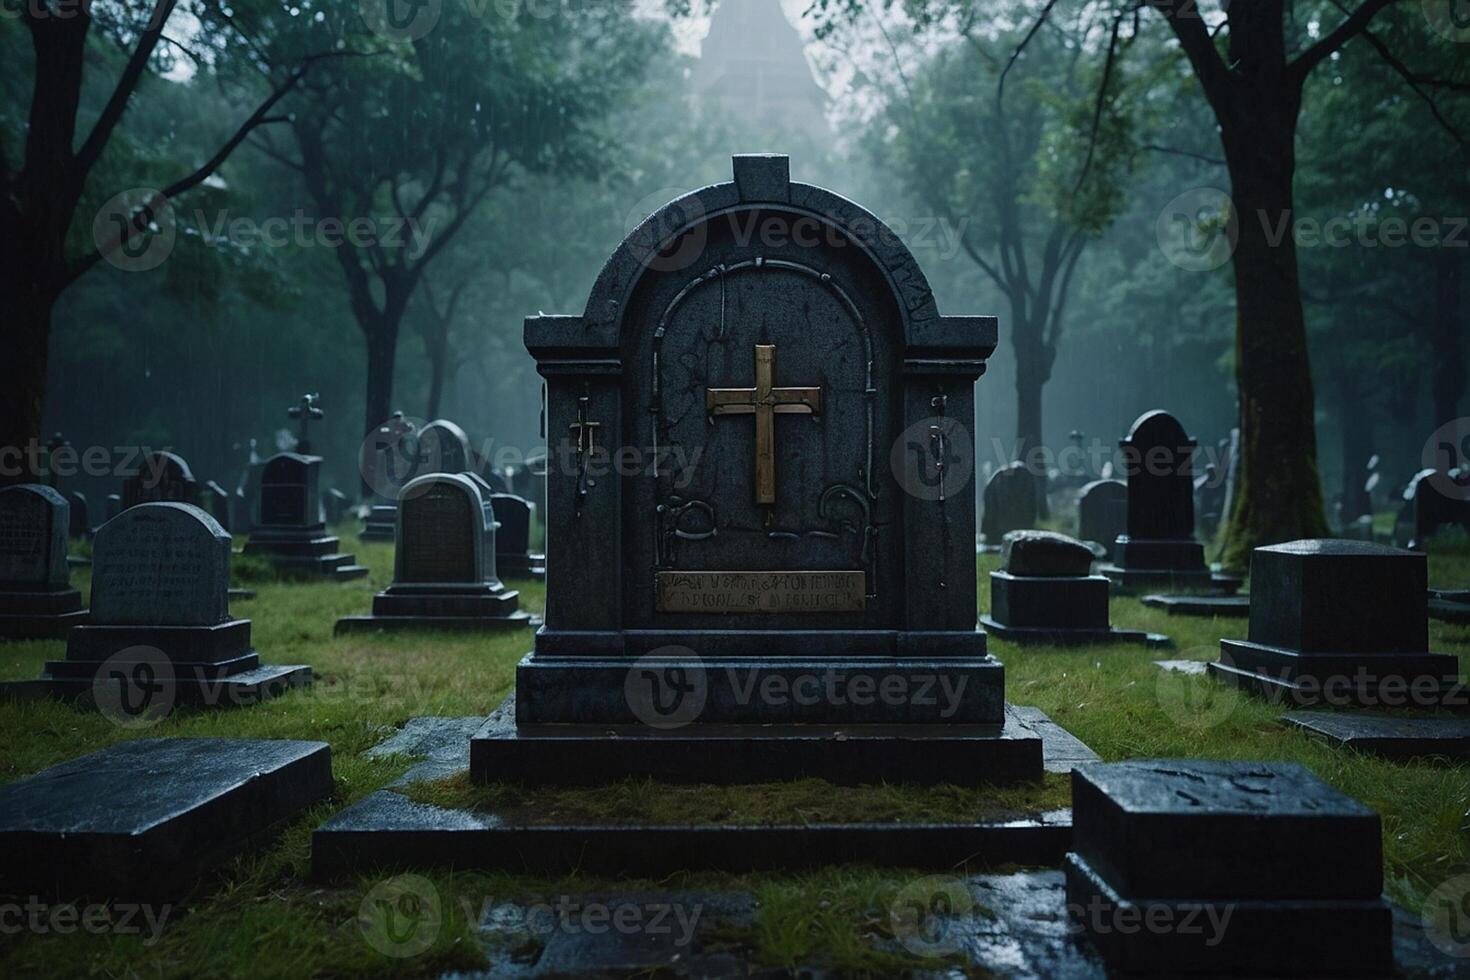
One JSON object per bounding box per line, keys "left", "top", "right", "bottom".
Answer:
{"left": 0, "top": 485, "right": 87, "bottom": 639}
{"left": 286, "top": 392, "right": 323, "bottom": 454}
{"left": 203, "top": 479, "right": 232, "bottom": 533}
{"left": 243, "top": 453, "right": 367, "bottom": 580}
{"left": 1210, "top": 539, "right": 1463, "bottom": 708}
{"left": 0, "top": 738, "right": 330, "bottom": 900}
{"left": 1399, "top": 468, "right": 1470, "bottom": 550}
{"left": 491, "top": 492, "right": 545, "bottom": 579}
{"left": 1065, "top": 759, "right": 1391, "bottom": 975}
{"left": 415, "top": 419, "right": 472, "bottom": 476}
{"left": 68, "top": 490, "right": 90, "bottom": 539}
{"left": 1097, "top": 411, "right": 1213, "bottom": 591}
{"left": 1075, "top": 479, "right": 1125, "bottom": 555}
{"left": 322, "top": 487, "right": 351, "bottom": 526}
{"left": 230, "top": 439, "right": 263, "bottom": 531}
{"left": 1, "top": 503, "right": 312, "bottom": 710}
{"left": 336, "top": 473, "right": 529, "bottom": 634}
{"left": 121, "top": 450, "right": 198, "bottom": 509}
{"left": 981, "top": 531, "right": 1162, "bottom": 646}
{"left": 360, "top": 411, "right": 420, "bottom": 541}
{"left": 979, "top": 461, "right": 1038, "bottom": 549}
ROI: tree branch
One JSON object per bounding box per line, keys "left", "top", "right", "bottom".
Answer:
{"left": 75, "top": 0, "right": 180, "bottom": 176}
{"left": 1146, "top": 0, "right": 1233, "bottom": 111}
{"left": 1289, "top": 0, "right": 1400, "bottom": 84}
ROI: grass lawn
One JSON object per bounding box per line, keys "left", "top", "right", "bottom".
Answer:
{"left": 0, "top": 528, "right": 1466, "bottom": 978}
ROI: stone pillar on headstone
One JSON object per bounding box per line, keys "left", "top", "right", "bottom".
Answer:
{"left": 243, "top": 453, "right": 367, "bottom": 580}
{"left": 0, "top": 485, "right": 88, "bottom": 639}
{"left": 286, "top": 392, "right": 323, "bottom": 455}
{"left": 0, "top": 502, "right": 311, "bottom": 709}
{"left": 335, "top": 473, "right": 529, "bottom": 634}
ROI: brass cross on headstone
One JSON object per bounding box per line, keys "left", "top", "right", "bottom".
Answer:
{"left": 707, "top": 344, "right": 821, "bottom": 506}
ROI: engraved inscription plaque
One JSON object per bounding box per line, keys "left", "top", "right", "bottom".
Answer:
{"left": 400, "top": 482, "right": 476, "bottom": 583}
{"left": 655, "top": 571, "right": 866, "bottom": 613}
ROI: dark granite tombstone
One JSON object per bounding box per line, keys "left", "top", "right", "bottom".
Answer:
{"left": 490, "top": 492, "right": 545, "bottom": 579}
{"left": 0, "top": 738, "right": 331, "bottom": 900}
{"left": 415, "top": 419, "right": 472, "bottom": 476}
{"left": 242, "top": 453, "right": 367, "bottom": 580}
{"left": 1399, "top": 467, "right": 1470, "bottom": 550}
{"left": 1, "top": 502, "right": 311, "bottom": 709}
{"left": 121, "top": 450, "right": 198, "bottom": 509}
{"left": 203, "top": 479, "right": 232, "bottom": 533}
{"left": 1210, "top": 539, "right": 1463, "bottom": 707}
{"left": 1097, "top": 411, "right": 1213, "bottom": 591}
{"left": 105, "top": 493, "right": 123, "bottom": 523}
{"left": 981, "top": 531, "right": 1162, "bottom": 646}
{"left": 360, "top": 411, "right": 419, "bottom": 541}
{"left": 336, "top": 473, "right": 529, "bottom": 634}
{"left": 472, "top": 154, "right": 1040, "bottom": 787}
{"left": 322, "top": 487, "right": 351, "bottom": 526}
{"left": 1065, "top": 759, "right": 1391, "bottom": 975}
{"left": 1075, "top": 479, "right": 1126, "bottom": 554}
{"left": 980, "top": 461, "right": 1039, "bottom": 548}
{"left": 67, "top": 490, "right": 90, "bottom": 539}
{"left": 0, "top": 485, "right": 87, "bottom": 639}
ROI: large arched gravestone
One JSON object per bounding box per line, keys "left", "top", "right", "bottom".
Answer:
{"left": 474, "top": 154, "right": 1043, "bottom": 786}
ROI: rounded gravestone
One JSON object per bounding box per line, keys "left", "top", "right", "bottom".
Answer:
{"left": 90, "top": 502, "right": 232, "bottom": 626}
{"left": 1000, "top": 530, "right": 1095, "bottom": 578}
{"left": 395, "top": 473, "right": 486, "bottom": 585}
{"left": 981, "top": 462, "right": 1039, "bottom": 543}
{"left": 416, "top": 420, "right": 472, "bottom": 478}
{"left": 0, "top": 484, "right": 70, "bottom": 589}
{"left": 1120, "top": 410, "right": 1197, "bottom": 541}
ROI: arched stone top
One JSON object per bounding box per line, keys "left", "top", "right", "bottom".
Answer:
{"left": 525, "top": 155, "right": 997, "bottom": 366}
{"left": 1121, "top": 410, "right": 1196, "bottom": 450}
{"left": 261, "top": 452, "right": 315, "bottom": 481}
{"left": 91, "top": 502, "right": 232, "bottom": 626}
{"left": 142, "top": 450, "right": 196, "bottom": 482}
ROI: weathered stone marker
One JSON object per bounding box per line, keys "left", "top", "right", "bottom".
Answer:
{"left": 0, "top": 485, "right": 88, "bottom": 639}
{"left": 415, "top": 418, "right": 472, "bottom": 476}
{"left": 1066, "top": 759, "right": 1391, "bottom": 975}
{"left": 1, "top": 502, "right": 312, "bottom": 710}
{"left": 1097, "top": 411, "right": 1214, "bottom": 591}
{"left": 1075, "top": 478, "right": 1125, "bottom": 554}
{"left": 979, "top": 461, "right": 1038, "bottom": 549}
{"left": 490, "top": 492, "right": 544, "bottom": 578}
{"left": 121, "top": 450, "right": 198, "bottom": 509}
{"left": 1210, "top": 539, "right": 1463, "bottom": 707}
{"left": 336, "top": 473, "right": 529, "bottom": 634}
{"left": 981, "top": 530, "right": 1163, "bottom": 646}
{"left": 472, "top": 154, "right": 1043, "bottom": 786}
{"left": 243, "top": 452, "right": 367, "bottom": 580}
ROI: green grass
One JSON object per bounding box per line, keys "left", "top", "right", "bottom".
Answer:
{"left": 0, "top": 528, "right": 1467, "bottom": 978}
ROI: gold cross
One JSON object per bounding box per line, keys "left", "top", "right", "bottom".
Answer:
{"left": 707, "top": 344, "right": 821, "bottom": 505}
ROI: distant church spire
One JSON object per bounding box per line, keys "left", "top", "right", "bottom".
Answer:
{"left": 692, "top": 0, "right": 828, "bottom": 133}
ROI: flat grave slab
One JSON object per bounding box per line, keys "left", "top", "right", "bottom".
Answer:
{"left": 0, "top": 738, "right": 331, "bottom": 900}
{"left": 1153, "top": 659, "right": 1209, "bottom": 675}
{"left": 1284, "top": 710, "right": 1470, "bottom": 760}
{"left": 1140, "top": 593, "right": 1251, "bottom": 617}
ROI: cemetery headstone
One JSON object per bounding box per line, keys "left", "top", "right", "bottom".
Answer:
{"left": 1066, "top": 759, "right": 1391, "bottom": 975}
{"left": 491, "top": 492, "right": 544, "bottom": 578}
{"left": 981, "top": 530, "right": 1162, "bottom": 646}
{"left": 416, "top": 419, "right": 472, "bottom": 476}
{"left": 203, "top": 479, "right": 232, "bottom": 533}
{"left": 0, "top": 485, "right": 87, "bottom": 639}
{"left": 1097, "top": 410, "right": 1213, "bottom": 591}
{"left": 121, "top": 450, "right": 198, "bottom": 509}
{"left": 0, "top": 502, "right": 312, "bottom": 709}
{"left": 322, "top": 487, "right": 351, "bottom": 526}
{"left": 979, "top": 461, "right": 1038, "bottom": 549}
{"left": 1210, "top": 539, "right": 1463, "bottom": 707}
{"left": 230, "top": 438, "right": 263, "bottom": 532}
{"left": 286, "top": 392, "right": 323, "bottom": 454}
{"left": 104, "top": 493, "right": 122, "bottom": 523}
{"left": 336, "top": 473, "right": 529, "bottom": 634}
{"left": 471, "top": 154, "right": 1044, "bottom": 787}
{"left": 1398, "top": 467, "right": 1470, "bottom": 550}
{"left": 0, "top": 738, "right": 331, "bottom": 900}
{"left": 68, "top": 490, "right": 90, "bottom": 539}
{"left": 1193, "top": 458, "right": 1226, "bottom": 539}
{"left": 243, "top": 453, "right": 367, "bottom": 580}
{"left": 360, "top": 411, "right": 419, "bottom": 541}
{"left": 1075, "top": 479, "right": 1126, "bottom": 555}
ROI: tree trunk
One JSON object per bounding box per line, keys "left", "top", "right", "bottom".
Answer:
{"left": 425, "top": 328, "right": 449, "bottom": 421}
{"left": 0, "top": 280, "right": 54, "bottom": 486}
{"left": 1432, "top": 250, "right": 1465, "bottom": 429}
{"left": 361, "top": 321, "right": 401, "bottom": 495}
{"left": 1012, "top": 313, "right": 1050, "bottom": 520}
{"left": 1219, "top": 121, "right": 1330, "bottom": 569}
{"left": 1333, "top": 375, "right": 1372, "bottom": 526}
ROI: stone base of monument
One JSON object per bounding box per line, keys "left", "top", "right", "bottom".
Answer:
{"left": 0, "top": 618, "right": 313, "bottom": 709}
{"left": 1284, "top": 710, "right": 1470, "bottom": 760}
{"left": 0, "top": 587, "right": 88, "bottom": 639}
{"left": 496, "top": 551, "right": 546, "bottom": 579}
{"left": 1096, "top": 537, "right": 1219, "bottom": 593}
{"left": 1065, "top": 759, "right": 1393, "bottom": 976}
{"left": 243, "top": 525, "right": 368, "bottom": 580}
{"left": 1140, "top": 592, "right": 1250, "bottom": 617}
{"left": 980, "top": 571, "right": 1168, "bottom": 647}
{"left": 1428, "top": 588, "right": 1470, "bottom": 624}
{"left": 359, "top": 504, "right": 397, "bottom": 541}
{"left": 1209, "top": 638, "right": 1466, "bottom": 709}
{"left": 334, "top": 583, "right": 533, "bottom": 635}
{"left": 0, "top": 738, "right": 330, "bottom": 900}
